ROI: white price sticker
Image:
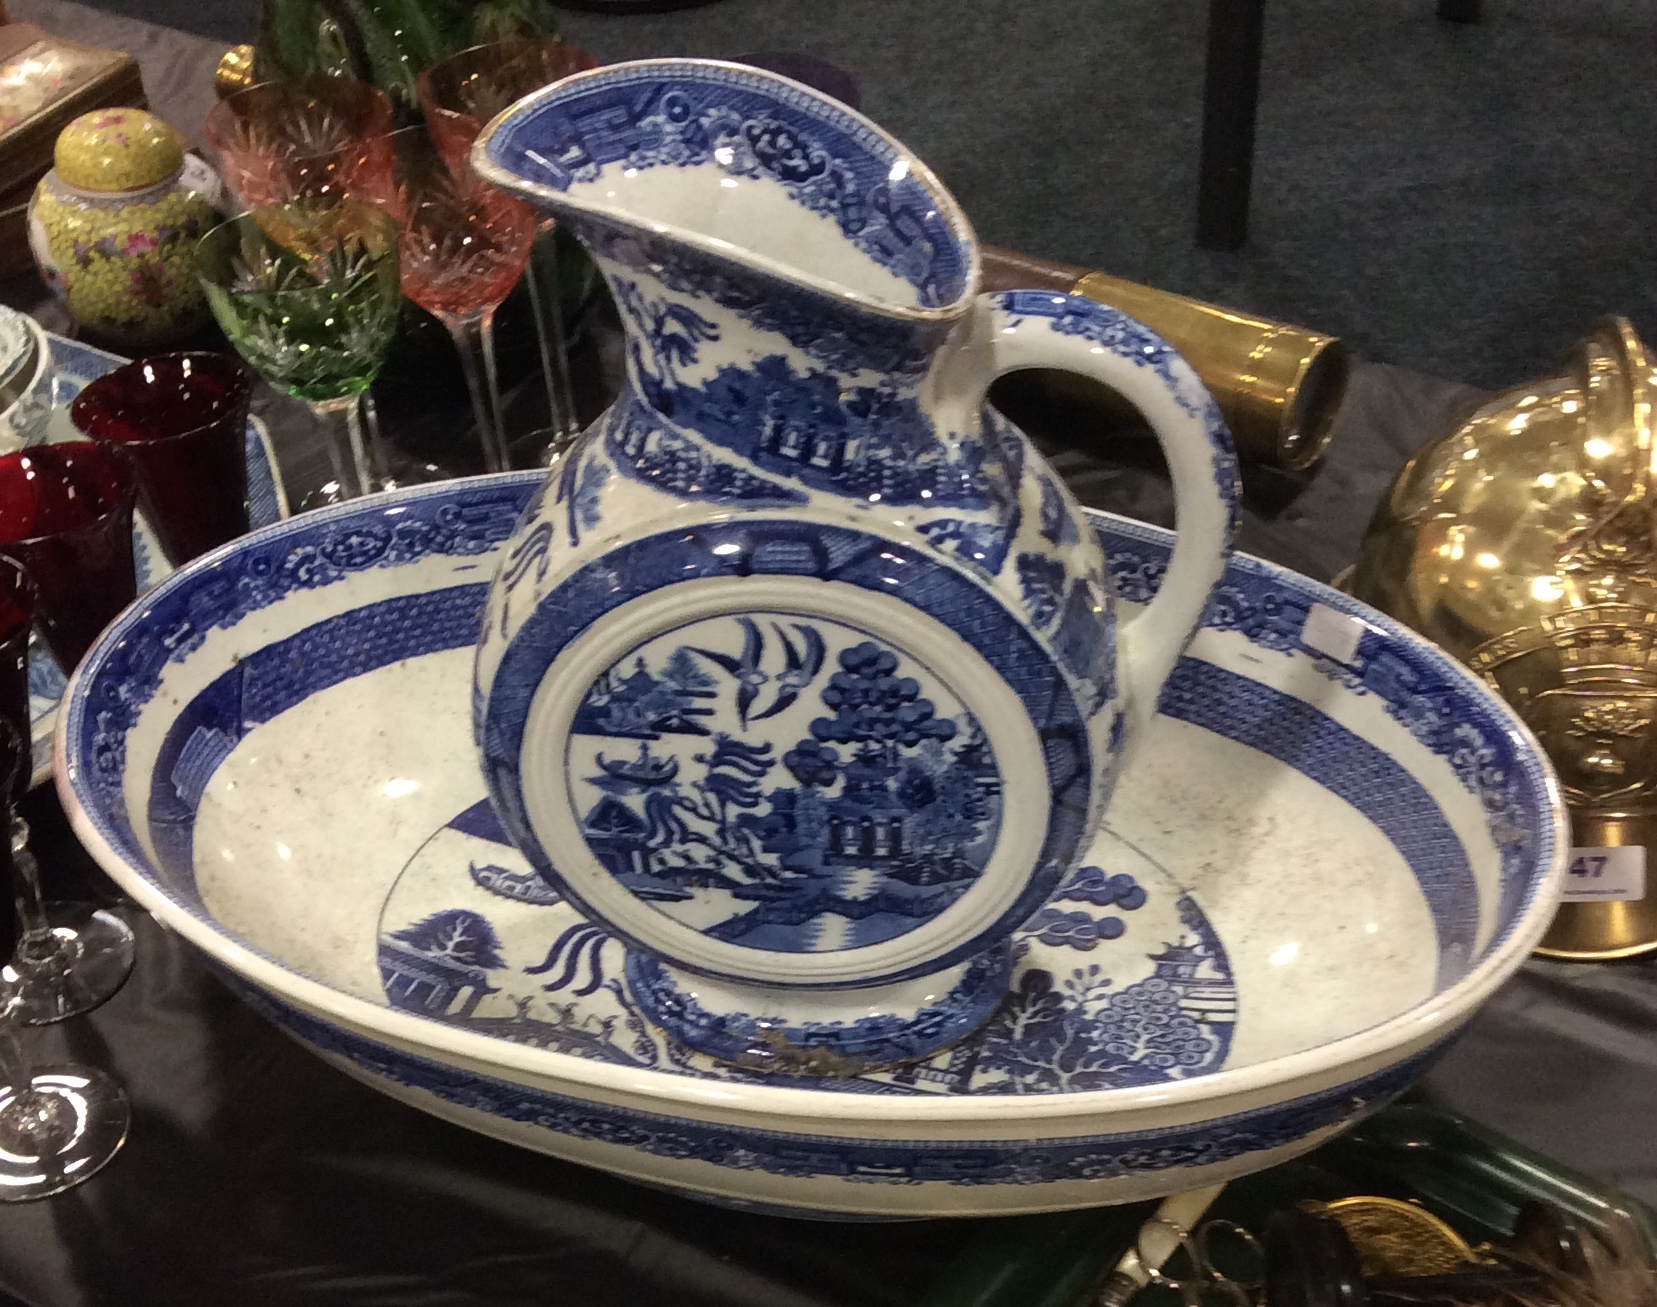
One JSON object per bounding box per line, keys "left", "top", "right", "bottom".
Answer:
{"left": 1562, "top": 846, "right": 1646, "bottom": 902}
{"left": 1301, "top": 602, "right": 1368, "bottom": 666}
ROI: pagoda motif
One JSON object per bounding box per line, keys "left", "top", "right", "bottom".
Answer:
{"left": 567, "top": 617, "right": 1005, "bottom": 952}
{"left": 1148, "top": 940, "right": 1238, "bottom": 1024}
{"left": 583, "top": 795, "right": 651, "bottom": 879}
{"left": 378, "top": 909, "right": 503, "bottom": 1019}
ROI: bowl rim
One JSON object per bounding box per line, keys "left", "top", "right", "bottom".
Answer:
{"left": 53, "top": 470, "right": 1570, "bottom": 1133}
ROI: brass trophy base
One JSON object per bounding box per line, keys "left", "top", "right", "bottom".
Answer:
{"left": 1535, "top": 812, "right": 1657, "bottom": 961}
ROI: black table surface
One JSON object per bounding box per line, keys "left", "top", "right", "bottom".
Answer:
{"left": 3, "top": 12, "right": 1657, "bottom": 1305}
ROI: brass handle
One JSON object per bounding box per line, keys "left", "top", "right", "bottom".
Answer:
{"left": 980, "top": 246, "right": 1349, "bottom": 471}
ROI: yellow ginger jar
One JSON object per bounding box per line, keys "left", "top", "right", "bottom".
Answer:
{"left": 28, "top": 108, "right": 221, "bottom": 349}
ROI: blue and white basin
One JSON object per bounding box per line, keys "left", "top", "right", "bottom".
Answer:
{"left": 56, "top": 472, "right": 1566, "bottom": 1218}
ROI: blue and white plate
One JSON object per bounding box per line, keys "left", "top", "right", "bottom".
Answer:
{"left": 54, "top": 472, "right": 1567, "bottom": 1219}
{"left": 26, "top": 333, "right": 285, "bottom": 786}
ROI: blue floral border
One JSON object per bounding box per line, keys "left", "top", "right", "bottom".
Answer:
{"left": 228, "top": 967, "right": 1448, "bottom": 1191}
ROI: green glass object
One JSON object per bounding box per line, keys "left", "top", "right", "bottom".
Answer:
{"left": 198, "top": 201, "right": 401, "bottom": 510}
{"left": 1324, "top": 1103, "right": 1657, "bottom": 1252}
{"left": 916, "top": 1103, "right": 1657, "bottom": 1307}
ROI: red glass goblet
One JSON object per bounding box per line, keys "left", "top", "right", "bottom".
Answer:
{"left": 418, "top": 39, "right": 599, "bottom": 449}
{"left": 204, "top": 76, "right": 396, "bottom": 210}
{"left": 70, "top": 352, "right": 255, "bottom": 566}
{"left": 386, "top": 126, "right": 535, "bottom": 474}
{"left": 0, "top": 444, "right": 138, "bottom": 675}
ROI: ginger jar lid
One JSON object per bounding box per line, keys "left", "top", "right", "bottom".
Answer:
{"left": 54, "top": 109, "right": 184, "bottom": 192}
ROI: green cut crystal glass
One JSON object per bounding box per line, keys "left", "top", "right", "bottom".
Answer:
{"left": 198, "top": 201, "right": 400, "bottom": 405}
{"left": 198, "top": 201, "right": 402, "bottom": 511}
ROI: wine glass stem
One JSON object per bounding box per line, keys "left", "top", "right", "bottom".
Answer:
{"left": 9, "top": 813, "right": 70, "bottom": 979}
{"left": 10, "top": 815, "right": 47, "bottom": 939}
{"left": 307, "top": 398, "right": 373, "bottom": 503}
{"left": 443, "top": 310, "right": 511, "bottom": 475}
{"left": 527, "top": 222, "right": 580, "bottom": 442}
{"left": 0, "top": 998, "right": 75, "bottom": 1175}
{"left": 0, "top": 1003, "right": 27, "bottom": 1094}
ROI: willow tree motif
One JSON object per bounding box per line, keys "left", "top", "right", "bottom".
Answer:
{"left": 810, "top": 642, "right": 958, "bottom": 766}
{"left": 391, "top": 909, "right": 504, "bottom": 969}
{"left": 569, "top": 619, "right": 1003, "bottom": 949}
{"left": 691, "top": 735, "right": 775, "bottom": 847}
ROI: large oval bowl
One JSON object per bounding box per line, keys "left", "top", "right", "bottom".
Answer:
{"left": 56, "top": 472, "right": 1566, "bottom": 1218}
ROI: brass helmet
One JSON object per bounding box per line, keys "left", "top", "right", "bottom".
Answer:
{"left": 1351, "top": 318, "right": 1657, "bottom": 959}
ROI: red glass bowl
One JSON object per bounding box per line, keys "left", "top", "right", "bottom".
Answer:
{"left": 418, "top": 39, "right": 599, "bottom": 177}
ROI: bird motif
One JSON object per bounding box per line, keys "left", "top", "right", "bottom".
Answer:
{"left": 749, "top": 623, "right": 827, "bottom": 721}
{"left": 689, "top": 617, "right": 769, "bottom": 726}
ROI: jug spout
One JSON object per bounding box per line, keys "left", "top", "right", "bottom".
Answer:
{"left": 474, "top": 59, "right": 1020, "bottom": 510}
{"left": 473, "top": 60, "right": 975, "bottom": 317}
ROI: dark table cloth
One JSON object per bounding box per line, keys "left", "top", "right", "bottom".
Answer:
{"left": 1, "top": 6, "right": 1655, "bottom": 1304}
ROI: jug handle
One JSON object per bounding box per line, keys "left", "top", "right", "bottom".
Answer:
{"left": 979, "top": 290, "right": 1238, "bottom": 745}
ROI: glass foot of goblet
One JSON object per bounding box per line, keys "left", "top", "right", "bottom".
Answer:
{"left": 2, "top": 904, "right": 135, "bottom": 1025}
{"left": 0, "top": 1064, "right": 128, "bottom": 1200}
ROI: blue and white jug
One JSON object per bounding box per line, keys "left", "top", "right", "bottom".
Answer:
{"left": 472, "top": 59, "right": 1237, "bottom": 1074}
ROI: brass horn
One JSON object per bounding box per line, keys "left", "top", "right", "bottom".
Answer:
{"left": 980, "top": 246, "right": 1350, "bottom": 471}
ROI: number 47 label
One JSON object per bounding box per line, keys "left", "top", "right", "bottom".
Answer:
{"left": 1563, "top": 847, "right": 1646, "bottom": 902}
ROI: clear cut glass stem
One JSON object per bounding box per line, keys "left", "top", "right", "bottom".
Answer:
{"left": 441, "top": 309, "right": 512, "bottom": 475}
{"left": 9, "top": 814, "right": 73, "bottom": 984}
{"left": 0, "top": 1026, "right": 71, "bottom": 1181}
{"left": 526, "top": 220, "right": 581, "bottom": 445}
{"left": 0, "top": 997, "right": 31, "bottom": 1096}
{"left": 4, "top": 810, "right": 133, "bottom": 1025}
{"left": 298, "top": 397, "right": 373, "bottom": 511}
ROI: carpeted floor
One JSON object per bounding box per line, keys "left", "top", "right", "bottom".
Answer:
{"left": 65, "top": 0, "right": 1657, "bottom": 390}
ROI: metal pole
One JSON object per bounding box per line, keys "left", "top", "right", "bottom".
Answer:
{"left": 1195, "top": 0, "right": 1267, "bottom": 251}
